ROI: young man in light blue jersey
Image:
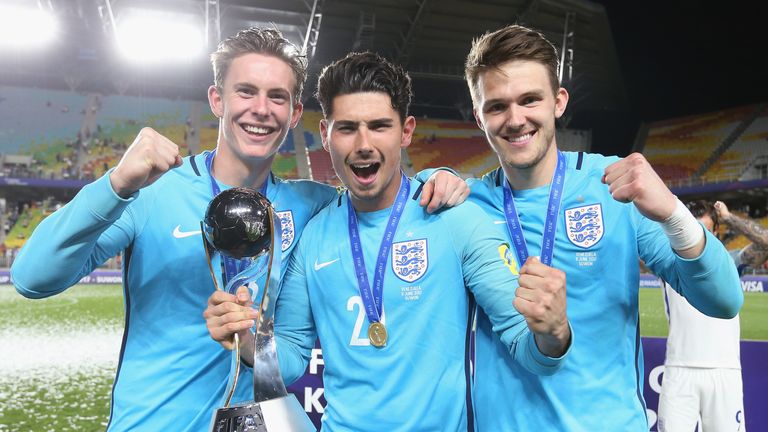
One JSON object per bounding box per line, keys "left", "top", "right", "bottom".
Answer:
{"left": 463, "top": 25, "right": 743, "bottom": 431}
{"left": 10, "top": 28, "right": 465, "bottom": 432}
{"left": 205, "top": 51, "right": 573, "bottom": 431}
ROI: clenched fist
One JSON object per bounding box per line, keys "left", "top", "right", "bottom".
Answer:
{"left": 514, "top": 256, "right": 571, "bottom": 357}
{"left": 110, "top": 127, "right": 184, "bottom": 198}
{"left": 602, "top": 152, "right": 677, "bottom": 222}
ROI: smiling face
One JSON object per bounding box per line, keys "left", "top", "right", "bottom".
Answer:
{"left": 473, "top": 60, "right": 568, "bottom": 188}
{"left": 320, "top": 92, "right": 415, "bottom": 212}
{"left": 208, "top": 52, "right": 303, "bottom": 168}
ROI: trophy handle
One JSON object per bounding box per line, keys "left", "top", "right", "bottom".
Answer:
{"left": 222, "top": 334, "right": 241, "bottom": 407}
{"left": 201, "top": 221, "right": 222, "bottom": 292}
{"left": 202, "top": 222, "right": 243, "bottom": 408}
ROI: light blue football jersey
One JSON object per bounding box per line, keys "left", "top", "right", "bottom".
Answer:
{"left": 11, "top": 151, "right": 338, "bottom": 432}
{"left": 274, "top": 176, "right": 565, "bottom": 432}
{"left": 469, "top": 151, "right": 742, "bottom": 431}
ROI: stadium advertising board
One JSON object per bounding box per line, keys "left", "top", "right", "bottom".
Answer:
{"left": 4, "top": 271, "right": 767, "bottom": 292}
{"left": 640, "top": 273, "right": 766, "bottom": 292}
{"left": 643, "top": 337, "right": 766, "bottom": 431}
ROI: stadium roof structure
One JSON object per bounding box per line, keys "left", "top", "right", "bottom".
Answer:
{"left": 2, "top": 0, "right": 626, "bottom": 120}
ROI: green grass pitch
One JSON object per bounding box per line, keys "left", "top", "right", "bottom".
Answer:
{"left": 0, "top": 284, "right": 124, "bottom": 432}
{"left": 638, "top": 289, "right": 768, "bottom": 340}
{"left": 1, "top": 284, "right": 766, "bottom": 431}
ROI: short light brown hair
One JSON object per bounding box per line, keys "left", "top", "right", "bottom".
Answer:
{"left": 210, "top": 28, "right": 307, "bottom": 101}
{"left": 465, "top": 24, "right": 560, "bottom": 104}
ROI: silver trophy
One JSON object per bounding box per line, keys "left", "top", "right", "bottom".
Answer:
{"left": 202, "top": 187, "right": 315, "bottom": 432}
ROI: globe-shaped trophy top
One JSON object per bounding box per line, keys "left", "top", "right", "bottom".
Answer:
{"left": 203, "top": 187, "right": 272, "bottom": 259}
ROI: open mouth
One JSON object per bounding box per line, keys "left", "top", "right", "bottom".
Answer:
{"left": 350, "top": 162, "right": 381, "bottom": 181}
{"left": 242, "top": 124, "right": 276, "bottom": 136}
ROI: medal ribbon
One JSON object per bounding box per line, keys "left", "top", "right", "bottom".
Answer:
{"left": 347, "top": 172, "right": 410, "bottom": 325}
{"left": 205, "top": 150, "right": 269, "bottom": 284}
{"left": 502, "top": 151, "right": 566, "bottom": 266}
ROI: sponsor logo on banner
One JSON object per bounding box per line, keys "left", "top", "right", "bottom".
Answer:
{"left": 565, "top": 203, "right": 604, "bottom": 248}
{"left": 392, "top": 239, "right": 428, "bottom": 283}
{"left": 742, "top": 279, "right": 764, "bottom": 292}
{"left": 277, "top": 210, "right": 294, "bottom": 252}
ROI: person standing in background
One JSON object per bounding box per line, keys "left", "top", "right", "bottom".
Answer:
{"left": 658, "top": 200, "right": 768, "bottom": 431}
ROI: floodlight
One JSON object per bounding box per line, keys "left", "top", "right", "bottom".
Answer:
{"left": 0, "top": 5, "right": 58, "bottom": 49}
{"left": 116, "top": 10, "right": 204, "bottom": 64}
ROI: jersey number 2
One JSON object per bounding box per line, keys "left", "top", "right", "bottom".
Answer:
{"left": 347, "top": 296, "right": 386, "bottom": 347}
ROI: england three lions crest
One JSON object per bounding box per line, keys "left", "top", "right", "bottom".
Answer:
{"left": 392, "top": 239, "right": 428, "bottom": 283}
{"left": 277, "top": 210, "right": 294, "bottom": 252}
{"left": 565, "top": 204, "right": 604, "bottom": 248}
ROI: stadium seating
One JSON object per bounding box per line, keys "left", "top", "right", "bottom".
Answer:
{"left": 300, "top": 111, "right": 325, "bottom": 151}
{"left": 703, "top": 107, "right": 768, "bottom": 182}
{"left": 644, "top": 104, "right": 762, "bottom": 185}
{"left": 407, "top": 118, "right": 496, "bottom": 177}
{"left": 4, "top": 204, "right": 45, "bottom": 249}
{"left": 7, "top": 85, "right": 767, "bottom": 257}
{"left": 306, "top": 149, "right": 338, "bottom": 185}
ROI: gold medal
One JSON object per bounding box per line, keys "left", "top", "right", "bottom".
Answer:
{"left": 368, "top": 322, "right": 388, "bottom": 348}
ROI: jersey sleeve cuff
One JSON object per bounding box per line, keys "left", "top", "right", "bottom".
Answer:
{"left": 524, "top": 321, "right": 573, "bottom": 375}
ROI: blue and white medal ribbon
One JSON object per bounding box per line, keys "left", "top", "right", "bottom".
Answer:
{"left": 502, "top": 151, "right": 566, "bottom": 267}
{"left": 347, "top": 172, "right": 410, "bottom": 347}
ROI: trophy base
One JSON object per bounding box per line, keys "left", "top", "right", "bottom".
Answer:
{"left": 210, "top": 395, "right": 316, "bottom": 432}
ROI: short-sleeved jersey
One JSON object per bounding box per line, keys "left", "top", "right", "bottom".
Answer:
{"left": 274, "top": 176, "right": 564, "bottom": 432}
{"left": 11, "top": 151, "right": 338, "bottom": 432}
{"left": 662, "top": 251, "right": 741, "bottom": 369}
{"left": 468, "top": 152, "right": 742, "bottom": 432}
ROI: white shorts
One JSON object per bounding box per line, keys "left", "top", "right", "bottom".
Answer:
{"left": 657, "top": 366, "right": 745, "bottom": 432}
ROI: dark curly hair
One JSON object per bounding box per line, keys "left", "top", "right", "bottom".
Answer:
{"left": 315, "top": 51, "right": 412, "bottom": 122}
{"left": 686, "top": 200, "right": 720, "bottom": 232}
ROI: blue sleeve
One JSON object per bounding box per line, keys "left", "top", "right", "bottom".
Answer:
{"left": 274, "top": 236, "right": 317, "bottom": 385}
{"left": 447, "top": 203, "right": 568, "bottom": 375}
{"left": 412, "top": 167, "right": 460, "bottom": 183}
{"left": 10, "top": 172, "right": 139, "bottom": 298}
{"left": 639, "top": 213, "right": 743, "bottom": 319}
{"left": 299, "top": 180, "right": 338, "bottom": 214}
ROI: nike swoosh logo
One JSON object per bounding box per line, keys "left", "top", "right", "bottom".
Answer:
{"left": 493, "top": 220, "right": 507, "bottom": 225}
{"left": 314, "top": 258, "right": 339, "bottom": 271}
{"left": 173, "top": 225, "right": 202, "bottom": 239}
